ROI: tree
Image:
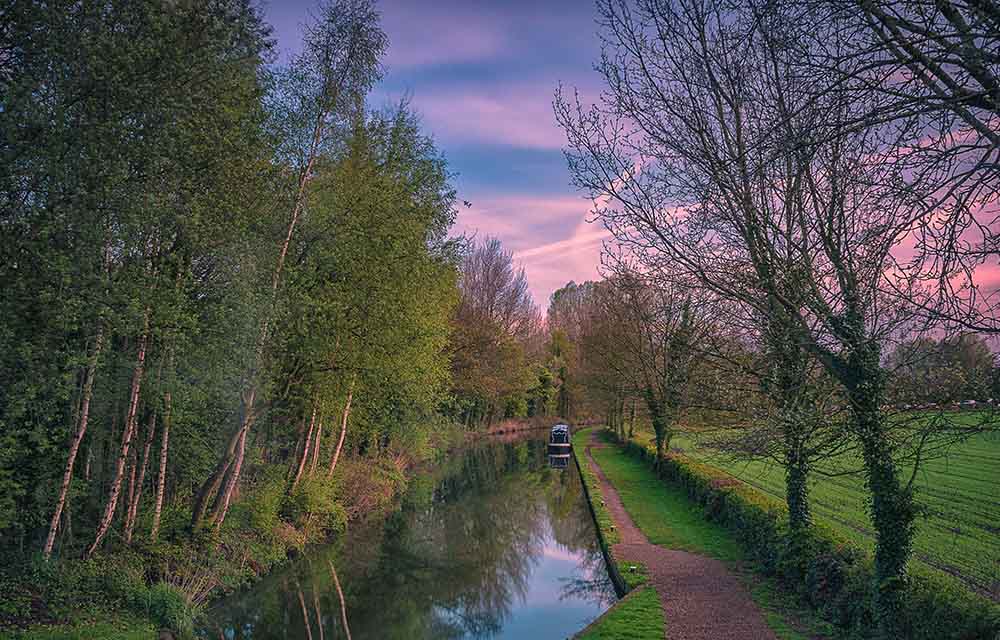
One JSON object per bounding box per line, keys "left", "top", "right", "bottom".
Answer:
{"left": 595, "top": 272, "right": 707, "bottom": 460}
{"left": 888, "top": 332, "right": 997, "bottom": 404}
{"left": 451, "top": 238, "right": 541, "bottom": 428}
{"left": 0, "top": 0, "right": 274, "bottom": 556}
{"left": 190, "top": 0, "right": 388, "bottom": 530}
{"left": 554, "top": 1, "right": 992, "bottom": 632}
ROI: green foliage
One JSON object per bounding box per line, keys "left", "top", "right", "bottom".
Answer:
{"left": 146, "top": 583, "right": 192, "bottom": 635}
{"left": 6, "top": 617, "right": 157, "bottom": 640}
{"left": 284, "top": 476, "right": 348, "bottom": 535}
{"left": 0, "top": 551, "right": 197, "bottom": 636}
{"left": 242, "top": 469, "right": 288, "bottom": 534}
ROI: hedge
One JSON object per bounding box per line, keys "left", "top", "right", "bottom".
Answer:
{"left": 616, "top": 433, "right": 1000, "bottom": 640}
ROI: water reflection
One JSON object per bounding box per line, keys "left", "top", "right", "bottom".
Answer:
{"left": 201, "top": 435, "right": 615, "bottom": 639}
{"left": 548, "top": 455, "right": 570, "bottom": 470}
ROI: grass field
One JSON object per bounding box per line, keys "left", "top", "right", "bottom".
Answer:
{"left": 657, "top": 425, "right": 1000, "bottom": 598}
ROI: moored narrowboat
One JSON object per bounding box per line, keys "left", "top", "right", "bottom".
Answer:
{"left": 548, "top": 423, "right": 571, "bottom": 458}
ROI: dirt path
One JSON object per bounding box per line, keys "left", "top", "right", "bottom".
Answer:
{"left": 586, "top": 431, "right": 777, "bottom": 640}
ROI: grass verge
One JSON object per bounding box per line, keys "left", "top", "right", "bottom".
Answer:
{"left": 3, "top": 614, "right": 157, "bottom": 640}
{"left": 590, "top": 429, "right": 837, "bottom": 640}
{"left": 576, "top": 587, "right": 665, "bottom": 640}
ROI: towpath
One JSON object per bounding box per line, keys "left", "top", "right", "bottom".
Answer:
{"left": 585, "top": 430, "right": 777, "bottom": 640}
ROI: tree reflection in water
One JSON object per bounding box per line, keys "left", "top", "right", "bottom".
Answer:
{"left": 201, "top": 434, "right": 615, "bottom": 639}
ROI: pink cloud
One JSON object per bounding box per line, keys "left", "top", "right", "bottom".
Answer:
{"left": 384, "top": 23, "right": 504, "bottom": 70}
{"left": 454, "top": 194, "right": 606, "bottom": 307}
{"left": 414, "top": 88, "right": 568, "bottom": 150}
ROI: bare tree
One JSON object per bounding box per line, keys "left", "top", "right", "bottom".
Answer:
{"left": 451, "top": 237, "right": 541, "bottom": 427}
{"left": 595, "top": 270, "right": 709, "bottom": 460}
{"left": 816, "top": 0, "right": 1000, "bottom": 332}
{"left": 555, "top": 0, "right": 990, "bottom": 633}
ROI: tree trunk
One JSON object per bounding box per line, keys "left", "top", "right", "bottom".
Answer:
{"left": 44, "top": 327, "right": 105, "bottom": 559}
{"left": 213, "top": 427, "right": 247, "bottom": 530}
{"left": 150, "top": 385, "right": 172, "bottom": 541}
{"left": 289, "top": 420, "right": 305, "bottom": 474}
{"left": 124, "top": 446, "right": 137, "bottom": 533}
{"left": 290, "top": 404, "right": 317, "bottom": 491}
{"left": 327, "top": 383, "right": 354, "bottom": 478}
{"left": 125, "top": 409, "right": 156, "bottom": 543}
{"left": 192, "top": 386, "right": 255, "bottom": 528}
{"left": 784, "top": 439, "right": 811, "bottom": 535}
{"left": 309, "top": 416, "right": 323, "bottom": 476}
{"left": 628, "top": 398, "right": 637, "bottom": 439}
{"left": 87, "top": 314, "right": 150, "bottom": 557}
{"left": 853, "top": 387, "right": 915, "bottom": 639}
{"left": 328, "top": 559, "right": 352, "bottom": 640}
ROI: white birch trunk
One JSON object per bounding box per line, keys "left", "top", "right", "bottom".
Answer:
{"left": 44, "top": 328, "right": 104, "bottom": 559}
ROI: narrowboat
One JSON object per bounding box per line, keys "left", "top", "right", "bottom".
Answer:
{"left": 548, "top": 423, "right": 571, "bottom": 460}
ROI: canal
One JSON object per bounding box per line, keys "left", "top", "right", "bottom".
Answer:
{"left": 198, "top": 431, "right": 616, "bottom": 639}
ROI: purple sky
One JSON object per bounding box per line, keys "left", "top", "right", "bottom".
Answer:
{"left": 264, "top": 0, "right": 609, "bottom": 309}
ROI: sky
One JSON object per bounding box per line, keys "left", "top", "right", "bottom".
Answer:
{"left": 264, "top": 0, "right": 610, "bottom": 310}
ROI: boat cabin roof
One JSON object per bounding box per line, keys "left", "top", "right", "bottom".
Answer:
{"left": 551, "top": 424, "right": 569, "bottom": 431}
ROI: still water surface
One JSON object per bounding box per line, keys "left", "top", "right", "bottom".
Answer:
{"left": 199, "top": 432, "right": 616, "bottom": 639}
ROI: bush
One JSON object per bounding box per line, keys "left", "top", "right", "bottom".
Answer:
{"left": 243, "top": 468, "right": 286, "bottom": 533}
{"left": 146, "top": 582, "right": 192, "bottom": 635}
{"left": 283, "top": 475, "right": 347, "bottom": 536}
{"left": 615, "top": 432, "right": 1000, "bottom": 640}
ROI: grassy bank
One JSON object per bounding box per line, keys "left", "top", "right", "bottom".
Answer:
{"left": 1, "top": 427, "right": 467, "bottom": 639}
{"left": 577, "top": 587, "right": 665, "bottom": 640}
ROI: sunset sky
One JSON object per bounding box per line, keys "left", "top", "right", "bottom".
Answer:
{"left": 266, "top": 0, "right": 609, "bottom": 309}
{"left": 265, "top": 0, "right": 999, "bottom": 313}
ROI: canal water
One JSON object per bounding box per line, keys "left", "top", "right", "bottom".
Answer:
{"left": 198, "top": 432, "right": 616, "bottom": 639}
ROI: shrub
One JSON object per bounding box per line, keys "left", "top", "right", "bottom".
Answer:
{"left": 146, "top": 582, "right": 193, "bottom": 635}
{"left": 242, "top": 468, "right": 286, "bottom": 533}
{"left": 283, "top": 475, "right": 347, "bottom": 536}
{"left": 615, "top": 431, "right": 1000, "bottom": 640}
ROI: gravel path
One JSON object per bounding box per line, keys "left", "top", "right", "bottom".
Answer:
{"left": 586, "top": 431, "right": 778, "bottom": 640}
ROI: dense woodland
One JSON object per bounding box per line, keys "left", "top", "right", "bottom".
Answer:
{"left": 1, "top": 0, "right": 998, "bottom": 638}
{"left": 0, "top": 0, "right": 568, "bottom": 632}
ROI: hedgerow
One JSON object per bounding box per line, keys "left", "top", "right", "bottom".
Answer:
{"left": 617, "top": 433, "right": 1000, "bottom": 640}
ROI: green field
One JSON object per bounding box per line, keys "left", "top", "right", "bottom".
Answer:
{"left": 660, "top": 427, "right": 1000, "bottom": 597}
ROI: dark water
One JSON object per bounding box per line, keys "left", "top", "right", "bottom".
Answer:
{"left": 199, "top": 433, "right": 616, "bottom": 639}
